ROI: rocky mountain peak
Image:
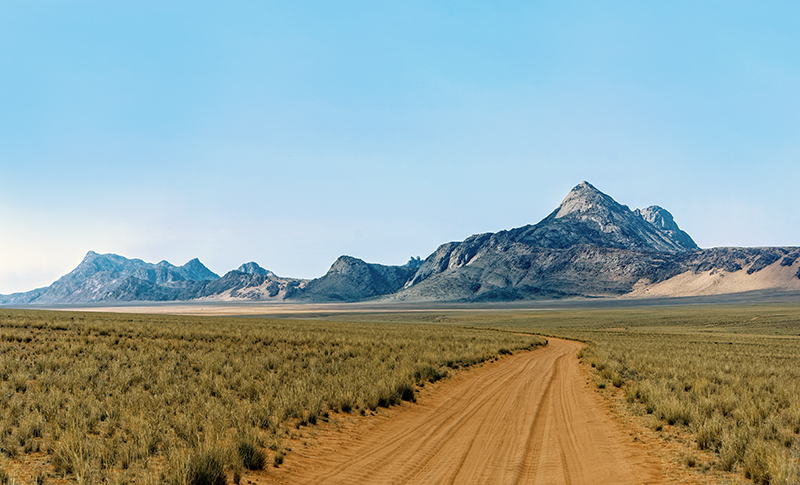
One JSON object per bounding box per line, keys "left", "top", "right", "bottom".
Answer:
{"left": 635, "top": 205, "right": 698, "bottom": 250}
{"left": 512, "top": 182, "right": 698, "bottom": 254}
{"left": 553, "top": 181, "right": 627, "bottom": 222}
{"left": 236, "top": 262, "right": 274, "bottom": 277}
{"left": 327, "top": 255, "right": 362, "bottom": 274}
{"left": 76, "top": 251, "right": 135, "bottom": 274}
{"left": 181, "top": 258, "right": 220, "bottom": 281}
{"left": 635, "top": 206, "right": 678, "bottom": 231}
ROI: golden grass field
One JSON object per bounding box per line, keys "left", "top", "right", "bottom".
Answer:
{"left": 0, "top": 309, "right": 542, "bottom": 484}
{"left": 1, "top": 303, "right": 799, "bottom": 484}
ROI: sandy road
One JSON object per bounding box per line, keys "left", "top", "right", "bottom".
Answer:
{"left": 271, "top": 338, "right": 664, "bottom": 484}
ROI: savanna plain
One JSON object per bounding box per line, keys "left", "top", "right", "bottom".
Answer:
{"left": 0, "top": 303, "right": 799, "bottom": 484}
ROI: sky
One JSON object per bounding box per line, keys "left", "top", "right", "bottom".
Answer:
{"left": 1, "top": 1, "right": 799, "bottom": 294}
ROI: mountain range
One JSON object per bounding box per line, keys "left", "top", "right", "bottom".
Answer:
{"left": 3, "top": 181, "right": 799, "bottom": 305}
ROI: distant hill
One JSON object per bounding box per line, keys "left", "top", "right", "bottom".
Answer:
{"left": 290, "top": 255, "right": 418, "bottom": 302}
{"left": 196, "top": 263, "right": 306, "bottom": 301}
{"left": 2, "top": 181, "right": 799, "bottom": 305}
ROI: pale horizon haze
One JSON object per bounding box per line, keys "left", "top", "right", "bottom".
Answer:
{"left": 2, "top": 1, "right": 799, "bottom": 294}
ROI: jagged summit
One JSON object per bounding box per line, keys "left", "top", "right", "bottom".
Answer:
{"left": 635, "top": 205, "right": 674, "bottom": 229}
{"left": 182, "top": 258, "right": 221, "bottom": 281}
{"left": 236, "top": 262, "right": 274, "bottom": 277}
{"left": 635, "top": 206, "right": 698, "bottom": 250}
{"left": 553, "top": 181, "right": 626, "bottom": 221}
{"left": 76, "top": 252, "right": 219, "bottom": 281}
{"left": 68, "top": 252, "right": 220, "bottom": 286}
{"left": 525, "top": 182, "right": 697, "bottom": 253}
{"left": 327, "top": 255, "right": 362, "bottom": 273}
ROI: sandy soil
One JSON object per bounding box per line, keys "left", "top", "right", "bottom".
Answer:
{"left": 264, "top": 338, "right": 666, "bottom": 484}
{"left": 628, "top": 260, "right": 800, "bottom": 298}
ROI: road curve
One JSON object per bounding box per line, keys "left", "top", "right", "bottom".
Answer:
{"left": 272, "top": 338, "right": 664, "bottom": 484}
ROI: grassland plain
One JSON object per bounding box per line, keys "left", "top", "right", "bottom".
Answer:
{"left": 0, "top": 309, "right": 544, "bottom": 484}
{"left": 318, "top": 304, "right": 800, "bottom": 484}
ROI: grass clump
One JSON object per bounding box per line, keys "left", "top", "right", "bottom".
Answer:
{"left": 237, "top": 438, "right": 266, "bottom": 471}
{"left": 398, "top": 381, "right": 416, "bottom": 402}
{"left": 187, "top": 450, "right": 226, "bottom": 485}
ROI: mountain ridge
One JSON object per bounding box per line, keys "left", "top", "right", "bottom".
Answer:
{"left": 2, "top": 182, "right": 798, "bottom": 305}
{"left": 0, "top": 251, "right": 220, "bottom": 305}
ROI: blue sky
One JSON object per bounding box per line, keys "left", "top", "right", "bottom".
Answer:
{"left": 1, "top": 1, "right": 799, "bottom": 293}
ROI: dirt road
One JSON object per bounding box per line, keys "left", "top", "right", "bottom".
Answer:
{"left": 271, "top": 338, "right": 664, "bottom": 484}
